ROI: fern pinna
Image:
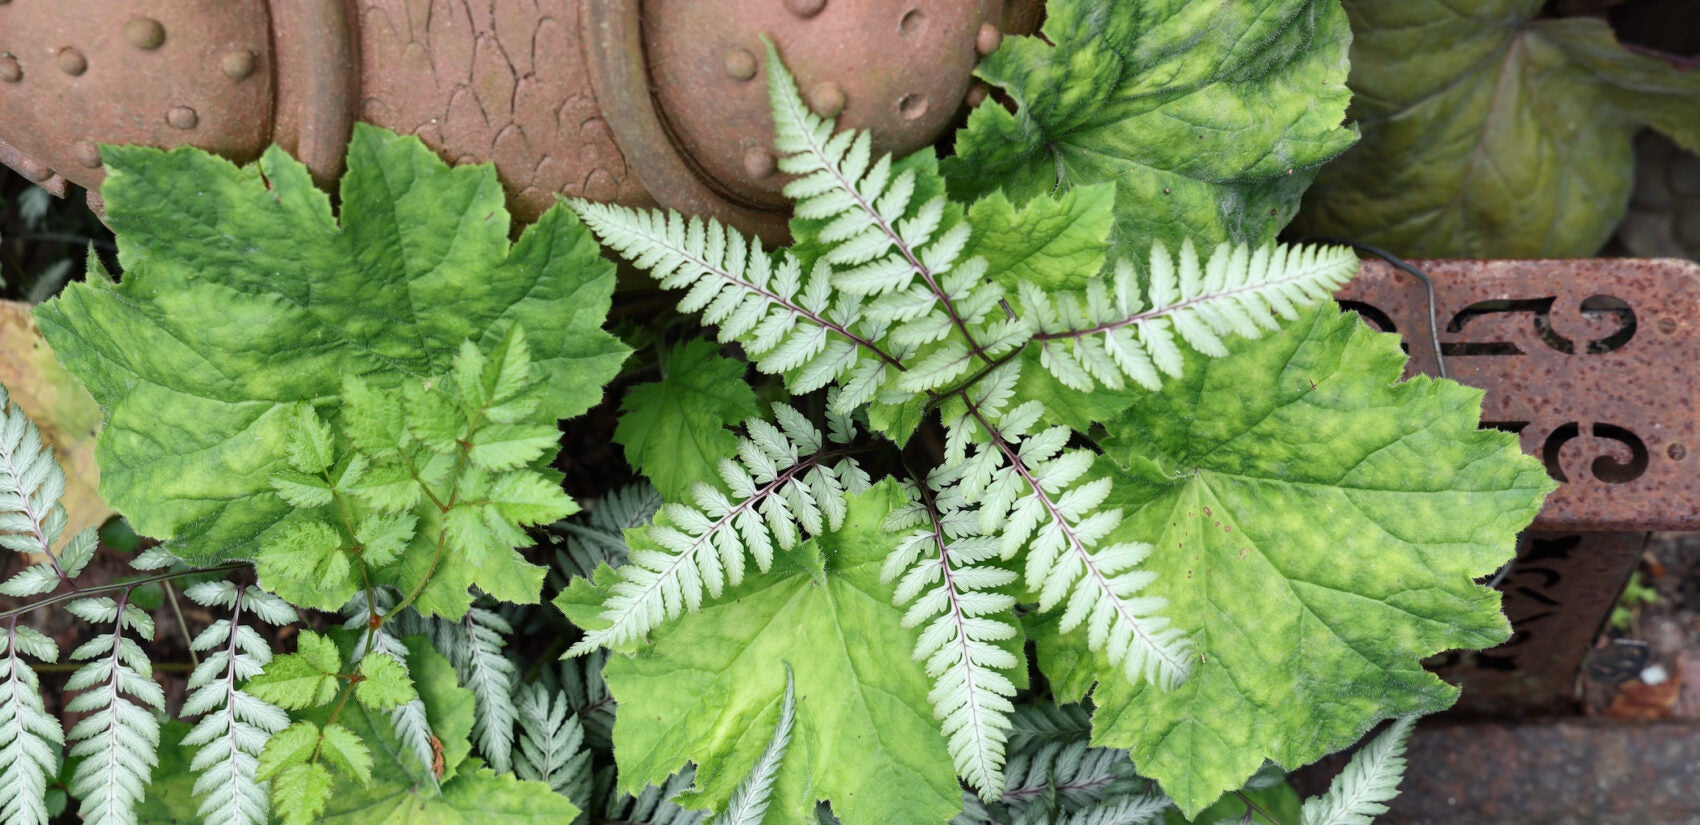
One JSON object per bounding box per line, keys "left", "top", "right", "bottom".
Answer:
{"left": 567, "top": 44, "right": 1358, "bottom": 800}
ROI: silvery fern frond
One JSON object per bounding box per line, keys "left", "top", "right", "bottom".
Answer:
{"left": 567, "top": 201, "right": 879, "bottom": 397}
{"left": 513, "top": 683, "right": 592, "bottom": 806}
{"left": 1299, "top": 716, "right": 1416, "bottom": 825}
{"left": 1002, "top": 740, "right": 1146, "bottom": 810}
{"left": 882, "top": 475, "right": 1019, "bottom": 800}
{"left": 1056, "top": 795, "right": 1170, "bottom": 825}
{"left": 181, "top": 582, "right": 294, "bottom": 825}
{"left": 552, "top": 483, "right": 664, "bottom": 579}
{"left": 603, "top": 770, "right": 705, "bottom": 825}
{"left": 0, "top": 622, "right": 60, "bottom": 825}
{"left": 0, "top": 383, "right": 84, "bottom": 595}
{"left": 343, "top": 592, "right": 437, "bottom": 789}
{"left": 1005, "top": 703, "right": 1092, "bottom": 752}
{"left": 708, "top": 667, "right": 795, "bottom": 825}
{"left": 568, "top": 404, "right": 868, "bottom": 656}
{"left": 64, "top": 594, "right": 164, "bottom": 825}
{"left": 763, "top": 43, "right": 1023, "bottom": 396}
{"left": 1022, "top": 241, "right": 1357, "bottom": 392}
{"left": 556, "top": 652, "right": 615, "bottom": 750}
{"left": 943, "top": 366, "right": 1191, "bottom": 691}
{"left": 428, "top": 606, "right": 518, "bottom": 773}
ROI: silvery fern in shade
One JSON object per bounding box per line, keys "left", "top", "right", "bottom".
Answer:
{"left": 601, "top": 771, "right": 705, "bottom": 825}
{"left": 427, "top": 605, "right": 518, "bottom": 773}
{"left": 63, "top": 593, "right": 164, "bottom": 825}
{"left": 512, "top": 683, "right": 593, "bottom": 806}
{"left": 0, "top": 622, "right": 60, "bottom": 825}
{"left": 882, "top": 474, "right": 1018, "bottom": 800}
{"left": 566, "top": 402, "right": 868, "bottom": 657}
{"left": 552, "top": 483, "right": 664, "bottom": 579}
{"left": 180, "top": 582, "right": 296, "bottom": 825}
{"left": 1299, "top": 716, "right": 1416, "bottom": 825}
{"left": 707, "top": 667, "right": 795, "bottom": 825}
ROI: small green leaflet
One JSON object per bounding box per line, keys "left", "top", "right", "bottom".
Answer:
{"left": 1295, "top": 0, "right": 1700, "bottom": 257}
{"left": 1031, "top": 306, "right": 1553, "bottom": 816}
{"left": 594, "top": 482, "right": 962, "bottom": 825}
{"left": 246, "top": 631, "right": 342, "bottom": 710}
{"left": 356, "top": 652, "right": 419, "bottom": 710}
{"left": 614, "top": 339, "right": 760, "bottom": 500}
{"left": 946, "top": 0, "right": 1358, "bottom": 260}
{"left": 35, "top": 124, "right": 627, "bottom": 563}
{"left": 967, "top": 184, "right": 1114, "bottom": 292}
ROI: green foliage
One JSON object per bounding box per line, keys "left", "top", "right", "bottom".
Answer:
{"left": 1295, "top": 0, "right": 1700, "bottom": 257}
{"left": 246, "top": 631, "right": 342, "bottom": 710}
{"left": 1299, "top": 717, "right": 1415, "bottom": 825}
{"left": 945, "top": 0, "right": 1358, "bottom": 259}
{"left": 616, "top": 340, "right": 760, "bottom": 500}
{"left": 34, "top": 124, "right": 627, "bottom": 565}
{"left": 594, "top": 482, "right": 963, "bottom": 825}
{"left": 565, "top": 42, "right": 1546, "bottom": 822}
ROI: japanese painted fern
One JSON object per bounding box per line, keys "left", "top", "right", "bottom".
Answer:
{"left": 568, "top": 45, "right": 1357, "bottom": 800}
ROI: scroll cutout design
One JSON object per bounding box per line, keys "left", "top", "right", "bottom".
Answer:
{"left": 1541, "top": 423, "right": 1649, "bottom": 485}
{"left": 1443, "top": 295, "right": 1637, "bottom": 356}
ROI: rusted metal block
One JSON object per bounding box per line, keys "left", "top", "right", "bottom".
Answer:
{"left": 1339, "top": 258, "right": 1700, "bottom": 532}
{"left": 1338, "top": 258, "right": 1700, "bottom": 714}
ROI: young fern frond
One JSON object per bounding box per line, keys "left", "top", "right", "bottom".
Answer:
{"left": 0, "top": 622, "right": 60, "bottom": 825}
{"left": 567, "top": 404, "right": 868, "bottom": 657}
{"left": 180, "top": 582, "right": 294, "bottom": 825}
{"left": 429, "top": 606, "right": 518, "bottom": 773}
{"left": 513, "top": 683, "right": 593, "bottom": 806}
{"left": 882, "top": 475, "right": 1019, "bottom": 800}
{"left": 945, "top": 366, "right": 1191, "bottom": 691}
{"left": 64, "top": 592, "right": 164, "bottom": 825}
{"left": 1023, "top": 241, "right": 1358, "bottom": 392}
{"left": 707, "top": 666, "right": 795, "bottom": 825}
{"left": 1299, "top": 716, "right": 1416, "bottom": 825}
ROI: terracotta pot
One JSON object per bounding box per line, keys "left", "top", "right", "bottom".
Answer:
{"left": 0, "top": 0, "right": 1040, "bottom": 241}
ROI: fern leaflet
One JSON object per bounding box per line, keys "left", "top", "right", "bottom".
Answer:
{"left": 883, "top": 474, "right": 1019, "bottom": 800}
{"left": 708, "top": 667, "right": 795, "bottom": 825}
{"left": 1022, "top": 241, "right": 1358, "bottom": 392}
{"left": 513, "top": 683, "right": 593, "bottom": 806}
{"left": 64, "top": 592, "right": 164, "bottom": 825}
{"left": 428, "top": 605, "right": 518, "bottom": 773}
{"left": 1300, "top": 716, "right": 1416, "bottom": 825}
{"left": 567, "top": 403, "right": 868, "bottom": 656}
{"left": 552, "top": 483, "right": 664, "bottom": 579}
{"left": 343, "top": 592, "right": 438, "bottom": 789}
{"left": 0, "top": 621, "right": 59, "bottom": 825}
{"left": 602, "top": 771, "right": 705, "bottom": 825}
{"left": 180, "top": 582, "right": 295, "bottom": 825}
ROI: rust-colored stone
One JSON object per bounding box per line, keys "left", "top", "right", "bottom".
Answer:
{"left": 0, "top": 0, "right": 1041, "bottom": 239}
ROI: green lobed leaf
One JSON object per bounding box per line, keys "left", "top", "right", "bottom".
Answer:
{"left": 256, "top": 721, "right": 325, "bottom": 782}
{"left": 320, "top": 722, "right": 376, "bottom": 785}
{"left": 967, "top": 184, "right": 1115, "bottom": 292}
{"left": 600, "top": 481, "right": 962, "bottom": 825}
{"left": 946, "top": 0, "right": 1358, "bottom": 260}
{"left": 357, "top": 652, "right": 420, "bottom": 711}
{"left": 248, "top": 631, "right": 343, "bottom": 710}
{"left": 1294, "top": 0, "right": 1700, "bottom": 257}
{"left": 34, "top": 124, "right": 628, "bottom": 562}
{"left": 1031, "top": 306, "right": 1553, "bottom": 815}
{"left": 320, "top": 763, "right": 580, "bottom": 825}
{"left": 275, "top": 763, "right": 335, "bottom": 825}
{"left": 135, "top": 721, "right": 202, "bottom": 824}
{"left": 613, "top": 339, "right": 759, "bottom": 501}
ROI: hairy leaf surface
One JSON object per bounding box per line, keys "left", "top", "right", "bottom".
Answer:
{"left": 946, "top": 0, "right": 1357, "bottom": 258}
{"left": 1032, "top": 306, "right": 1552, "bottom": 815}
{"left": 35, "top": 125, "right": 627, "bottom": 561}
{"left": 1295, "top": 0, "right": 1700, "bottom": 257}
{"left": 615, "top": 340, "right": 759, "bottom": 500}
{"left": 600, "top": 482, "right": 961, "bottom": 825}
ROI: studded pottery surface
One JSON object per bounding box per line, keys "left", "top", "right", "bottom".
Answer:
{"left": 1339, "top": 258, "right": 1700, "bottom": 713}
{"left": 1340, "top": 258, "right": 1700, "bottom": 532}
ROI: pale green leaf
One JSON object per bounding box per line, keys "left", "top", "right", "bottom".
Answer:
{"left": 33, "top": 125, "right": 628, "bottom": 562}
{"left": 247, "top": 632, "right": 342, "bottom": 710}
{"left": 1295, "top": 0, "right": 1700, "bottom": 257}
{"left": 255, "top": 721, "right": 323, "bottom": 782}
{"left": 946, "top": 0, "right": 1358, "bottom": 259}
{"left": 273, "top": 763, "right": 334, "bottom": 825}
{"left": 614, "top": 339, "right": 759, "bottom": 501}
{"left": 356, "top": 653, "right": 419, "bottom": 711}
{"left": 603, "top": 481, "right": 961, "bottom": 825}
{"left": 320, "top": 723, "right": 375, "bottom": 786}
{"left": 967, "top": 184, "right": 1114, "bottom": 292}
{"left": 1032, "top": 306, "right": 1553, "bottom": 816}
